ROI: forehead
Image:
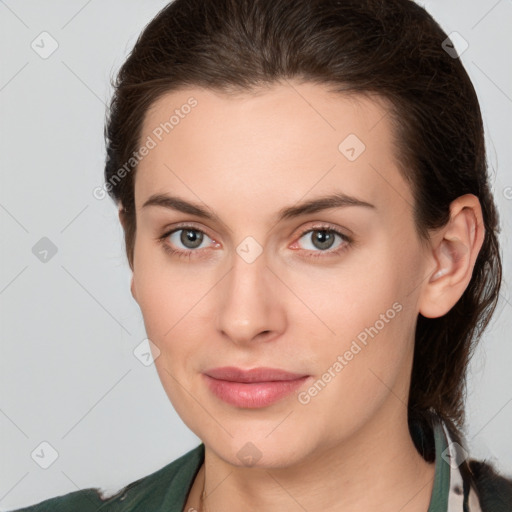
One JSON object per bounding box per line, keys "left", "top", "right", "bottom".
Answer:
{"left": 135, "top": 81, "right": 412, "bottom": 216}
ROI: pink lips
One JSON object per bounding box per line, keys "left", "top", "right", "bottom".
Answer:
{"left": 203, "top": 366, "right": 310, "bottom": 408}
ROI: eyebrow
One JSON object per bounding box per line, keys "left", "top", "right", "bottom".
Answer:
{"left": 141, "top": 192, "right": 375, "bottom": 223}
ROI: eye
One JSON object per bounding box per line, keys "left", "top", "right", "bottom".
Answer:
{"left": 157, "top": 226, "right": 217, "bottom": 259}
{"left": 293, "top": 226, "right": 352, "bottom": 257}
{"left": 168, "top": 228, "right": 212, "bottom": 250}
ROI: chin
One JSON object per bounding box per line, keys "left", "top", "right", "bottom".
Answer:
{"left": 202, "top": 426, "right": 321, "bottom": 470}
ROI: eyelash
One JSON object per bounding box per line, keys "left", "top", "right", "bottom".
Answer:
{"left": 156, "top": 224, "right": 353, "bottom": 261}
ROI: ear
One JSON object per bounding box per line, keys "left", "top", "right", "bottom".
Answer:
{"left": 130, "top": 275, "right": 138, "bottom": 303}
{"left": 118, "top": 204, "right": 127, "bottom": 231}
{"left": 418, "top": 194, "right": 485, "bottom": 318}
{"left": 118, "top": 205, "right": 138, "bottom": 302}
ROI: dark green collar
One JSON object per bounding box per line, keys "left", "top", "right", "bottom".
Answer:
{"left": 427, "top": 418, "right": 451, "bottom": 512}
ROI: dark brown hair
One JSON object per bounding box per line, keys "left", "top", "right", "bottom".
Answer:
{"left": 104, "top": 0, "right": 502, "bottom": 455}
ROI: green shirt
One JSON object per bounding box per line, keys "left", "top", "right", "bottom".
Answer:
{"left": 7, "top": 418, "right": 479, "bottom": 512}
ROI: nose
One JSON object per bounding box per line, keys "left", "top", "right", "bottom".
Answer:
{"left": 215, "top": 247, "right": 286, "bottom": 346}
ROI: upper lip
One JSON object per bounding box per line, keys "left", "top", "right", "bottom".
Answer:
{"left": 204, "top": 366, "right": 308, "bottom": 383}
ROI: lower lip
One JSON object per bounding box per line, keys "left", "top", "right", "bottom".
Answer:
{"left": 203, "top": 374, "right": 310, "bottom": 408}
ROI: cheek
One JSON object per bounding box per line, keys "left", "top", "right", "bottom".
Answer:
{"left": 132, "top": 261, "right": 208, "bottom": 423}
{"left": 286, "top": 240, "right": 420, "bottom": 398}
{"left": 132, "top": 239, "right": 211, "bottom": 340}
{"left": 290, "top": 269, "right": 413, "bottom": 387}
{"left": 289, "top": 274, "right": 416, "bottom": 438}
{"left": 283, "top": 238, "right": 416, "bottom": 342}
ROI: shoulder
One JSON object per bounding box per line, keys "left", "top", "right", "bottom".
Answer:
{"left": 7, "top": 488, "right": 106, "bottom": 512}
{"left": 8, "top": 444, "right": 204, "bottom": 512}
{"left": 467, "top": 458, "right": 512, "bottom": 512}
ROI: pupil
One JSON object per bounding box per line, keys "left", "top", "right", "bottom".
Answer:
{"left": 314, "top": 230, "right": 334, "bottom": 250}
{"left": 181, "top": 229, "right": 203, "bottom": 248}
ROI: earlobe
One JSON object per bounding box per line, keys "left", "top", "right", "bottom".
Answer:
{"left": 118, "top": 205, "right": 127, "bottom": 230}
{"left": 419, "top": 194, "right": 485, "bottom": 319}
{"left": 119, "top": 205, "right": 137, "bottom": 297}
{"left": 130, "top": 275, "right": 137, "bottom": 302}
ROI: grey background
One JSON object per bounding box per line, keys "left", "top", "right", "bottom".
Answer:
{"left": 0, "top": 0, "right": 511, "bottom": 509}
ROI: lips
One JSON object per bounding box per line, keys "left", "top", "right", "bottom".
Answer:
{"left": 203, "top": 366, "right": 311, "bottom": 408}
{"left": 204, "top": 366, "right": 308, "bottom": 382}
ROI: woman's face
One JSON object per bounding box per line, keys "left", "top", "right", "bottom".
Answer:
{"left": 130, "top": 81, "right": 432, "bottom": 467}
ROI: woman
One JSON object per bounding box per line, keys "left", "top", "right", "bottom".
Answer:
{"left": 12, "top": 0, "right": 512, "bottom": 510}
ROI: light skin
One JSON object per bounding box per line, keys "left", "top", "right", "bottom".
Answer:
{"left": 123, "top": 81, "right": 484, "bottom": 512}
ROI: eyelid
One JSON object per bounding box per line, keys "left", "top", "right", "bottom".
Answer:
{"left": 160, "top": 221, "right": 217, "bottom": 242}
{"left": 291, "top": 221, "right": 352, "bottom": 239}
